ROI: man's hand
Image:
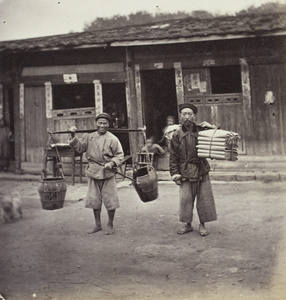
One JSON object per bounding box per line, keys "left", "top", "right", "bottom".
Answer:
{"left": 69, "top": 126, "right": 77, "bottom": 138}
{"left": 104, "top": 161, "right": 115, "bottom": 170}
{"left": 171, "top": 174, "right": 182, "bottom": 185}
{"left": 199, "top": 121, "right": 216, "bottom": 129}
{"left": 49, "top": 136, "right": 58, "bottom": 145}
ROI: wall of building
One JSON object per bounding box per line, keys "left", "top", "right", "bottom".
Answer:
{"left": 0, "top": 35, "right": 286, "bottom": 173}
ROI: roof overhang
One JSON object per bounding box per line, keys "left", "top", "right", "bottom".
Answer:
{"left": 110, "top": 31, "right": 286, "bottom": 47}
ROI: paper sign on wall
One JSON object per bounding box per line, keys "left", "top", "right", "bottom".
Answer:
{"left": 200, "top": 81, "right": 207, "bottom": 93}
{"left": 63, "top": 74, "right": 78, "bottom": 84}
{"left": 191, "top": 73, "right": 200, "bottom": 89}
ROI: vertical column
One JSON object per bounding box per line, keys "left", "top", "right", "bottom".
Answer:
{"left": 93, "top": 80, "right": 103, "bottom": 116}
{"left": 126, "top": 48, "right": 140, "bottom": 161}
{"left": 19, "top": 83, "right": 25, "bottom": 162}
{"left": 134, "top": 64, "right": 144, "bottom": 128}
{"left": 174, "top": 62, "right": 184, "bottom": 109}
{"left": 0, "top": 84, "right": 3, "bottom": 121}
{"left": 240, "top": 58, "right": 252, "bottom": 154}
{"left": 12, "top": 79, "right": 20, "bottom": 172}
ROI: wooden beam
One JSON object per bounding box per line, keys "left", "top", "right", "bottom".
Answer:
{"left": 20, "top": 72, "right": 126, "bottom": 86}
{"left": 22, "top": 62, "right": 124, "bottom": 76}
{"left": 240, "top": 58, "right": 252, "bottom": 154}
{"left": 134, "top": 64, "right": 144, "bottom": 128}
{"left": 0, "top": 84, "right": 3, "bottom": 120}
{"left": 19, "top": 83, "right": 25, "bottom": 163}
{"left": 12, "top": 80, "right": 21, "bottom": 172}
{"left": 126, "top": 48, "right": 141, "bottom": 161}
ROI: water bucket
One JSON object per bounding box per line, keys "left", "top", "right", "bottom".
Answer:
{"left": 133, "top": 166, "right": 158, "bottom": 202}
{"left": 38, "top": 176, "right": 67, "bottom": 210}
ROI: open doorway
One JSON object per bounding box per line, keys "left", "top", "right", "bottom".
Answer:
{"left": 102, "top": 82, "right": 130, "bottom": 155}
{"left": 141, "top": 69, "right": 178, "bottom": 143}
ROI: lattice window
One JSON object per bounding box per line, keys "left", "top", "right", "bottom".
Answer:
{"left": 210, "top": 65, "right": 242, "bottom": 94}
{"left": 52, "top": 84, "right": 95, "bottom": 110}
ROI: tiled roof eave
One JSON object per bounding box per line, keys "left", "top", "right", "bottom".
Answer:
{"left": 109, "top": 30, "right": 286, "bottom": 47}
{"left": 0, "top": 42, "right": 108, "bottom": 53}
{"left": 0, "top": 13, "right": 286, "bottom": 53}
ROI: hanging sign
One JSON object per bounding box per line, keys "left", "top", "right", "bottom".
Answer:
{"left": 19, "top": 83, "right": 24, "bottom": 120}
{"left": 45, "top": 82, "right": 53, "bottom": 118}
{"left": 63, "top": 74, "right": 78, "bottom": 84}
{"left": 93, "top": 80, "right": 103, "bottom": 116}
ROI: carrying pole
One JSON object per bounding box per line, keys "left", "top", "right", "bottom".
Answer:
{"left": 87, "top": 157, "right": 135, "bottom": 182}
{"left": 48, "top": 128, "right": 146, "bottom": 135}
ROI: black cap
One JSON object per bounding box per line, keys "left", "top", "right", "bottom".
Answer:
{"left": 95, "top": 112, "right": 111, "bottom": 122}
{"left": 179, "top": 103, "right": 198, "bottom": 114}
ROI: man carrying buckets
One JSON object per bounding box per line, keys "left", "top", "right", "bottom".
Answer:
{"left": 169, "top": 103, "right": 217, "bottom": 237}
{"left": 69, "top": 113, "right": 124, "bottom": 235}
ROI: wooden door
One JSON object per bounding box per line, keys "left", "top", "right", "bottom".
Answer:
{"left": 249, "top": 64, "right": 285, "bottom": 155}
{"left": 24, "top": 86, "right": 47, "bottom": 163}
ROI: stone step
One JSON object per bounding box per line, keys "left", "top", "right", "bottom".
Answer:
{"left": 128, "top": 170, "right": 285, "bottom": 182}
{"left": 209, "top": 155, "right": 286, "bottom": 171}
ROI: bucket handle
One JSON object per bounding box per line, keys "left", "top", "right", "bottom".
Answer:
{"left": 40, "top": 164, "right": 65, "bottom": 180}
{"left": 47, "top": 130, "right": 65, "bottom": 180}
{"left": 41, "top": 131, "right": 65, "bottom": 180}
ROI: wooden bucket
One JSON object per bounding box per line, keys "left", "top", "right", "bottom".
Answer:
{"left": 133, "top": 166, "right": 158, "bottom": 202}
{"left": 38, "top": 176, "right": 67, "bottom": 210}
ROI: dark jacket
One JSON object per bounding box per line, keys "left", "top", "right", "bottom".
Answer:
{"left": 169, "top": 123, "right": 210, "bottom": 181}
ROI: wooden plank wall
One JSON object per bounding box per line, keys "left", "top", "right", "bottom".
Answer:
{"left": 249, "top": 63, "right": 285, "bottom": 155}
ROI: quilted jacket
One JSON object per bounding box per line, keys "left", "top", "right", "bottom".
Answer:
{"left": 69, "top": 131, "right": 124, "bottom": 179}
{"left": 169, "top": 123, "right": 210, "bottom": 181}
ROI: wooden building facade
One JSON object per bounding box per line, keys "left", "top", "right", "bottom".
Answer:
{"left": 0, "top": 13, "right": 286, "bottom": 173}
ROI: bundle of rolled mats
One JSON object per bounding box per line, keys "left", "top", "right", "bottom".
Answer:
{"left": 197, "top": 129, "right": 240, "bottom": 161}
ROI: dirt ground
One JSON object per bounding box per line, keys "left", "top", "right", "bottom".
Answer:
{"left": 0, "top": 179, "right": 286, "bottom": 300}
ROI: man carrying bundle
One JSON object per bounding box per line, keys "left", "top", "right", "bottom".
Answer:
{"left": 169, "top": 103, "right": 217, "bottom": 236}
{"left": 69, "top": 113, "right": 124, "bottom": 235}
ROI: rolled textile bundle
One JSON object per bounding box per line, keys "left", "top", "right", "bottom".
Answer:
{"left": 197, "top": 129, "right": 240, "bottom": 161}
{"left": 197, "top": 153, "right": 238, "bottom": 161}
{"left": 199, "top": 129, "right": 239, "bottom": 139}
{"left": 198, "top": 137, "right": 226, "bottom": 142}
{"left": 196, "top": 145, "right": 233, "bottom": 151}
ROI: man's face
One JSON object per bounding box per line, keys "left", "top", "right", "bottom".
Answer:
{"left": 96, "top": 118, "right": 109, "bottom": 134}
{"left": 180, "top": 108, "right": 195, "bottom": 125}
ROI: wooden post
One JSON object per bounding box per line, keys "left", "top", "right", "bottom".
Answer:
{"left": 174, "top": 62, "right": 184, "bottom": 116}
{"left": 12, "top": 77, "right": 21, "bottom": 172}
{"left": 0, "top": 84, "right": 3, "bottom": 120}
{"left": 19, "top": 83, "right": 25, "bottom": 163}
{"left": 134, "top": 64, "right": 144, "bottom": 128}
{"left": 240, "top": 58, "right": 252, "bottom": 154}
{"left": 126, "top": 48, "right": 140, "bottom": 161}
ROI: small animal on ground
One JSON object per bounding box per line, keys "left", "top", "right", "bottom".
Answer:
{"left": 0, "top": 191, "right": 22, "bottom": 223}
